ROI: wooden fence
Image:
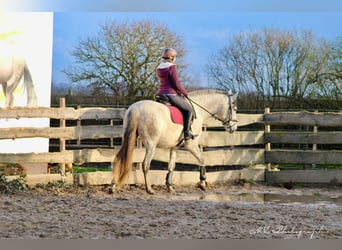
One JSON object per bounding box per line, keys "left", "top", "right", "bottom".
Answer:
{"left": 264, "top": 110, "right": 342, "bottom": 166}
{"left": 0, "top": 101, "right": 341, "bottom": 176}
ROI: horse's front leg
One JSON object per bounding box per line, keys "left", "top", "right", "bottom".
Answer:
{"left": 166, "top": 148, "right": 177, "bottom": 194}
{"left": 198, "top": 165, "right": 207, "bottom": 191}
{"left": 185, "top": 140, "right": 207, "bottom": 190}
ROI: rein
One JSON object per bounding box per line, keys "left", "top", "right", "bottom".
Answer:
{"left": 185, "top": 94, "right": 237, "bottom": 128}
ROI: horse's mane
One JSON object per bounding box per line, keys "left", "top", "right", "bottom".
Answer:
{"left": 188, "top": 89, "right": 226, "bottom": 97}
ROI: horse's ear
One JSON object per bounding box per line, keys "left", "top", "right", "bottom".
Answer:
{"left": 231, "top": 92, "right": 238, "bottom": 102}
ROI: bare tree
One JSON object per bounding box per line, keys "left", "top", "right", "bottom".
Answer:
{"left": 207, "top": 28, "right": 340, "bottom": 109}
{"left": 64, "top": 20, "right": 187, "bottom": 103}
{"left": 315, "top": 36, "right": 342, "bottom": 103}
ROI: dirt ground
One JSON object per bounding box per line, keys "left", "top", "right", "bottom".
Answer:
{"left": 0, "top": 183, "right": 341, "bottom": 239}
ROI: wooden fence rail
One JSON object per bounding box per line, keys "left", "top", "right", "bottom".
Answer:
{"left": 264, "top": 111, "right": 342, "bottom": 167}
{"left": 264, "top": 111, "right": 342, "bottom": 127}
{"left": 0, "top": 104, "right": 341, "bottom": 175}
{"left": 0, "top": 107, "right": 126, "bottom": 120}
{"left": 265, "top": 132, "right": 342, "bottom": 144}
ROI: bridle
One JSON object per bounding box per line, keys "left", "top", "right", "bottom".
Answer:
{"left": 185, "top": 93, "right": 238, "bottom": 130}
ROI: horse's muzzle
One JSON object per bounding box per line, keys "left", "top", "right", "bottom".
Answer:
{"left": 225, "top": 121, "right": 238, "bottom": 133}
{"left": 229, "top": 124, "right": 237, "bottom": 133}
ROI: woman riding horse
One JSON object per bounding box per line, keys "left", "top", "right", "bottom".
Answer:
{"left": 155, "top": 48, "right": 195, "bottom": 141}
{"left": 112, "top": 48, "right": 239, "bottom": 194}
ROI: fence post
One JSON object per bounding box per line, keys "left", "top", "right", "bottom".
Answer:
{"left": 77, "top": 105, "right": 81, "bottom": 147}
{"left": 264, "top": 107, "right": 272, "bottom": 171}
{"left": 312, "top": 110, "right": 318, "bottom": 168}
{"left": 110, "top": 119, "right": 114, "bottom": 148}
{"left": 59, "top": 97, "right": 66, "bottom": 175}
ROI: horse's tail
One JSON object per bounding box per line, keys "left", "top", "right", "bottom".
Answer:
{"left": 23, "top": 62, "right": 37, "bottom": 107}
{"left": 113, "top": 108, "right": 139, "bottom": 187}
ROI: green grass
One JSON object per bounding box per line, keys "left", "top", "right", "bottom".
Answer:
{"left": 278, "top": 164, "right": 342, "bottom": 169}
{"left": 73, "top": 166, "right": 111, "bottom": 173}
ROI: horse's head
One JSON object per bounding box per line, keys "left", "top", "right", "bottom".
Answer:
{"left": 187, "top": 89, "right": 238, "bottom": 133}
{"left": 223, "top": 91, "right": 238, "bottom": 133}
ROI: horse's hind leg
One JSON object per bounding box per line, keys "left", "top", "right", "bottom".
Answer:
{"left": 142, "top": 145, "right": 156, "bottom": 194}
{"left": 4, "top": 61, "right": 24, "bottom": 107}
{"left": 4, "top": 86, "right": 15, "bottom": 107}
{"left": 2, "top": 83, "right": 15, "bottom": 107}
{"left": 166, "top": 148, "right": 177, "bottom": 194}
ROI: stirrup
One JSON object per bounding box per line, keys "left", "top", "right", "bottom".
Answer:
{"left": 184, "top": 131, "right": 197, "bottom": 140}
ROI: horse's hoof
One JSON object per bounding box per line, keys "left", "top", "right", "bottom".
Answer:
{"left": 167, "top": 185, "right": 175, "bottom": 194}
{"left": 147, "top": 189, "right": 155, "bottom": 195}
{"left": 108, "top": 183, "right": 116, "bottom": 194}
{"left": 197, "top": 181, "right": 208, "bottom": 191}
{"left": 108, "top": 187, "right": 115, "bottom": 194}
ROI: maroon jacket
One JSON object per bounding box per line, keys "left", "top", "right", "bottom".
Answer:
{"left": 156, "top": 62, "right": 188, "bottom": 97}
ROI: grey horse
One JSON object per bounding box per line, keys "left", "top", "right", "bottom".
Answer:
{"left": 112, "top": 89, "right": 238, "bottom": 194}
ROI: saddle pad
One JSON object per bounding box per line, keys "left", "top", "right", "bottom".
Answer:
{"left": 165, "top": 105, "right": 183, "bottom": 125}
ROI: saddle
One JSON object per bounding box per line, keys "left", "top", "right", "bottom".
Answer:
{"left": 154, "top": 94, "right": 184, "bottom": 125}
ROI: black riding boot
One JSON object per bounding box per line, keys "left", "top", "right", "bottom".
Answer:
{"left": 183, "top": 112, "right": 195, "bottom": 140}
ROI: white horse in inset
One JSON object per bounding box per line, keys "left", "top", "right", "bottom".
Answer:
{"left": 0, "top": 41, "right": 37, "bottom": 107}
{"left": 112, "top": 89, "right": 238, "bottom": 194}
